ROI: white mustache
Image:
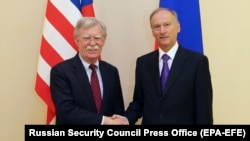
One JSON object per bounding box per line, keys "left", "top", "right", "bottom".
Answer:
{"left": 86, "top": 45, "right": 99, "bottom": 51}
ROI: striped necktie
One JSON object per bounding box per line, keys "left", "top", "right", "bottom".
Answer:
{"left": 160, "top": 54, "right": 170, "bottom": 93}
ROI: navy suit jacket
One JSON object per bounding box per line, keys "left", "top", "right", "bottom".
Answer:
{"left": 50, "top": 54, "right": 125, "bottom": 124}
{"left": 125, "top": 45, "right": 213, "bottom": 125}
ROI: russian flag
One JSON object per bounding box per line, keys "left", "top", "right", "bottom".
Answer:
{"left": 159, "top": 0, "right": 203, "bottom": 54}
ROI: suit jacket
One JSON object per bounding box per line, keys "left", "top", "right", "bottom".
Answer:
{"left": 50, "top": 53, "right": 125, "bottom": 124}
{"left": 125, "top": 45, "right": 213, "bottom": 125}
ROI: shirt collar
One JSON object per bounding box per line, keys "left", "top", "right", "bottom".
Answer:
{"left": 78, "top": 54, "right": 99, "bottom": 70}
{"left": 159, "top": 42, "right": 178, "bottom": 61}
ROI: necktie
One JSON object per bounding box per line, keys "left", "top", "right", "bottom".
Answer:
{"left": 160, "top": 54, "right": 170, "bottom": 93}
{"left": 89, "top": 64, "right": 102, "bottom": 114}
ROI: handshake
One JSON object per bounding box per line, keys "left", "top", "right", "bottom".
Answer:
{"left": 103, "top": 114, "right": 129, "bottom": 125}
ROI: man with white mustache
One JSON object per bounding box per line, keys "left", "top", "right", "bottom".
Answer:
{"left": 50, "top": 17, "right": 125, "bottom": 125}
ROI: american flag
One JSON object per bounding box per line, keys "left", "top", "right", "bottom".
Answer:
{"left": 35, "top": 0, "right": 95, "bottom": 124}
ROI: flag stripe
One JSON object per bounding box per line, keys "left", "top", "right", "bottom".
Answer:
{"left": 40, "top": 37, "right": 63, "bottom": 67}
{"left": 81, "top": 4, "right": 95, "bottom": 16}
{"left": 46, "top": 107, "right": 55, "bottom": 124}
{"left": 46, "top": 1, "right": 78, "bottom": 51}
{"left": 43, "top": 18, "right": 77, "bottom": 60}
{"left": 37, "top": 56, "right": 51, "bottom": 86}
{"left": 52, "top": 0, "right": 82, "bottom": 26}
{"left": 35, "top": 74, "right": 53, "bottom": 108}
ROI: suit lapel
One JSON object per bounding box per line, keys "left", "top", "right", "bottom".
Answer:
{"left": 148, "top": 51, "right": 162, "bottom": 97}
{"left": 98, "top": 61, "right": 107, "bottom": 110}
{"left": 163, "top": 46, "right": 188, "bottom": 95}
{"left": 72, "top": 54, "right": 96, "bottom": 108}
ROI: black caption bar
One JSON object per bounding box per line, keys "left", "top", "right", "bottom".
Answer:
{"left": 25, "top": 125, "right": 249, "bottom": 140}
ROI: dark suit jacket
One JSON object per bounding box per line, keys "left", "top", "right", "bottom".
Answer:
{"left": 125, "top": 45, "right": 213, "bottom": 125}
{"left": 50, "top": 53, "right": 125, "bottom": 124}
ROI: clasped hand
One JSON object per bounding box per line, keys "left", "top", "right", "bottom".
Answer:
{"left": 103, "top": 114, "right": 129, "bottom": 125}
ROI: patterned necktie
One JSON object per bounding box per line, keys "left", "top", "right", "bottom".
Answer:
{"left": 89, "top": 64, "right": 102, "bottom": 114}
{"left": 160, "top": 54, "right": 170, "bottom": 93}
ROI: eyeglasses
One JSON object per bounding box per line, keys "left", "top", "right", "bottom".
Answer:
{"left": 82, "top": 35, "right": 103, "bottom": 42}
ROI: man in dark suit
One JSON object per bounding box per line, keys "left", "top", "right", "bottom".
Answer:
{"left": 50, "top": 17, "right": 125, "bottom": 124}
{"left": 114, "top": 8, "right": 213, "bottom": 125}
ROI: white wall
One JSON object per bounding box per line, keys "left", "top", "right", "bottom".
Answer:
{"left": 1, "top": 0, "right": 250, "bottom": 140}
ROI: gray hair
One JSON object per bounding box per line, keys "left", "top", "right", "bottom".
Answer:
{"left": 150, "top": 8, "right": 180, "bottom": 24}
{"left": 73, "top": 17, "right": 107, "bottom": 38}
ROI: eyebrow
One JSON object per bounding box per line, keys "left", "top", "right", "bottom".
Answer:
{"left": 83, "top": 35, "right": 102, "bottom": 37}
